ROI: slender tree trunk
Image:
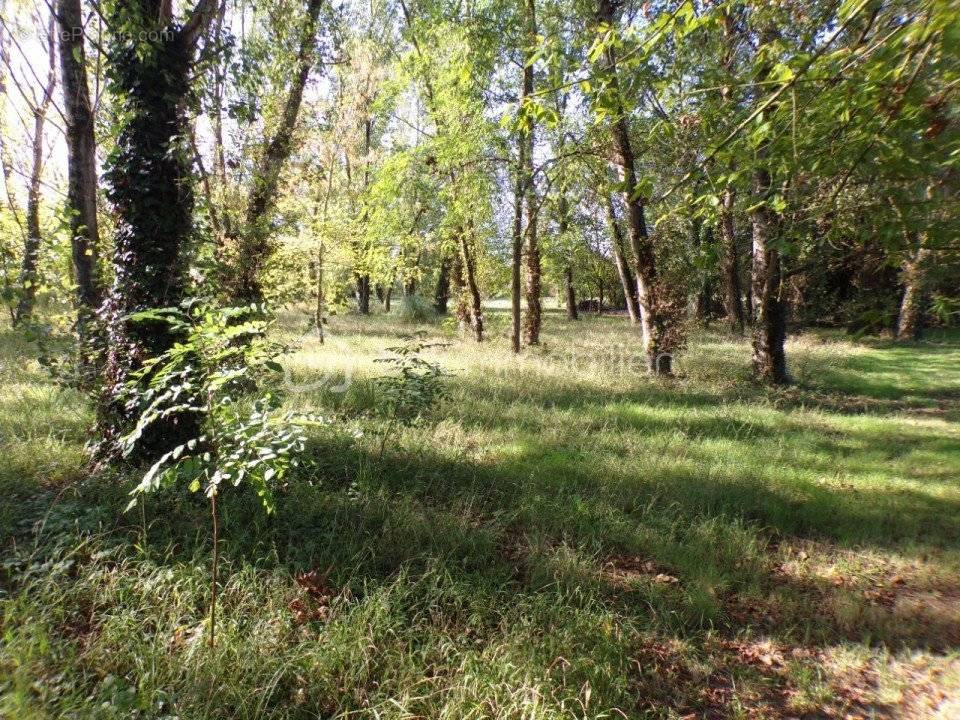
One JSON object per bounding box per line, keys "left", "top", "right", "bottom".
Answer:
{"left": 451, "top": 252, "right": 469, "bottom": 332}
{"left": 718, "top": 10, "right": 745, "bottom": 335}
{"left": 605, "top": 197, "right": 639, "bottom": 324}
{"left": 564, "top": 267, "right": 578, "bottom": 320}
{"left": 720, "top": 188, "right": 745, "bottom": 334}
{"left": 13, "top": 12, "right": 55, "bottom": 327}
{"left": 232, "top": 0, "right": 323, "bottom": 303}
{"left": 520, "top": 0, "right": 541, "bottom": 346}
{"left": 58, "top": 0, "right": 102, "bottom": 336}
{"left": 459, "top": 229, "right": 483, "bottom": 342}
{"left": 314, "top": 242, "right": 325, "bottom": 343}
{"left": 434, "top": 255, "right": 451, "bottom": 314}
{"left": 355, "top": 275, "right": 371, "bottom": 314}
{"left": 510, "top": 150, "right": 524, "bottom": 353}
{"left": 896, "top": 243, "right": 931, "bottom": 341}
{"left": 594, "top": 0, "right": 670, "bottom": 374}
{"left": 384, "top": 285, "right": 393, "bottom": 313}
{"left": 749, "top": 167, "right": 789, "bottom": 384}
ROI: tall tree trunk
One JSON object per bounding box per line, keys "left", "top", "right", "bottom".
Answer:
{"left": 58, "top": 0, "right": 103, "bottom": 352}
{"left": 749, "top": 167, "right": 789, "bottom": 384}
{"left": 605, "top": 197, "right": 639, "bottom": 324}
{"left": 594, "top": 0, "right": 670, "bottom": 374}
{"left": 510, "top": 147, "right": 524, "bottom": 353}
{"left": 718, "top": 9, "right": 744, "bottom": 335}
{"left": 520, "top": 0, "right": 541, "bottom": 346}
{"left": 747, "top": 30, "right": 789, "bottom": 384}
{"left": 13, "top": 11, "right": 55, "bottom": 327}
{"left": 96, "top": 0, "right": 215, "bottom": 461}
{"left": 314, "top": 241, "right": 325, "bottom": 343}
{"left": 451, "top": 252, "right": 469, "bottom": 333}
{"left": 459, "top": 229, "right": 483, "bottom": 342}
{"left": 720, "top": 188, "right": 745, "bottom": 334}
{"left": 564, "top": 267, "right": 578, "bottom": 320}
{"left": 434, "top": 255, "right": 451, "bottom": 314}
{"left": 355, "top": 275, "right": 370, "bottom": 314}
{"left": 896, "top": 243, "right": 931, "bottom": 341}
{"left": 232, "top": 0, "right": 323, "bottom": 303}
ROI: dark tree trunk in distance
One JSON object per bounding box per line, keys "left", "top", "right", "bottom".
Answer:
{"left": 435, "top": 255, "right": 451, "bottom": 314}
{"left": 356, "top": 274, "right": 371, "bottom": 314}
{"left": 720, "top": 188, "right": 745, "bottom": 334}
{"left": 565, "top": 267, "right": 578, "bottom": 320}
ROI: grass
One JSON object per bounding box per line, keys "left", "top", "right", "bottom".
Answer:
{"left": 2, "top": 307, "right": 959, "bottom": 719}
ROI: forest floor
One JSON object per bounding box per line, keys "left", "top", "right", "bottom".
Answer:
{"left": 2, "top": 307, "right": 960, "bottom": 719}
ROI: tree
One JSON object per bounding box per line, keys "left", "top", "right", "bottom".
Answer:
{"left": 57, "top": 0, "right": 103, "bottom": 354}
{"left": 96, "top": 0, "right": 216, "bottom": 461}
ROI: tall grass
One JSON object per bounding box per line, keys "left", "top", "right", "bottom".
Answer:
{"left": 2, "top": 314, "right": 959, "bottom": 718}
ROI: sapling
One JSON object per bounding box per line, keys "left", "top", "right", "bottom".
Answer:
{"left": 121, "top": 302, "right": 313, "bottom": 646}
{"left": 373, "top": 332, "right": 450, "bottom": 460}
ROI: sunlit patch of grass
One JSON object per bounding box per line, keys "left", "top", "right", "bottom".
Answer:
{"left": 2, "top": 311, "right": 960, "bottom": 718}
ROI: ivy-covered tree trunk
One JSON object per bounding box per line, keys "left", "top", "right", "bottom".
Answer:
{"left": 12, "top": 12, "right": 55, "bottom": 328}
{"left": 606, "top": 197, "right": 639, "bottom": 325}
{"left": 896, "top": 243, "right": 931, "bottom": 341}
{"left": 96, "top": 0, "right": 213, "bottom": 461}
{"left": 749, "top": 167, "right": 789, "bottom": 384}
{"left": 58, "top": 0, "right": 102, "bottom": 350}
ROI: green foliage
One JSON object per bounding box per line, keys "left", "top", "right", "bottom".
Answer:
{"left": 396, "top": 295, "right": 437, "bottom": 324}
{"left": 122, "top": 303, "right": 309, "bottom": 513}
{"left": 374, "top": 332, "right": 450, "bottom": 424}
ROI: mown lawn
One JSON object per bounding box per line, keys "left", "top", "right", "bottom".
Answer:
{"left": 2, "top": 308, "right": 959, "bottom": 719}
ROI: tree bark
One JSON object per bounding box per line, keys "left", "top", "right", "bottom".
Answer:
{"left": 520, "top": 0, "right": 541, "bottom": 346}
{"left": 13, "top": 11, "right": 55, "bottom": 327}
{"left": 895, "top": 243, "right": 931, "bottom": 341}
{"left": 459, "top": 229, "right": 484, "bottom": 342}
{"left": 451, "top": 252, "right": 469, "bottom": 332}
{"left": 510, "top": 146, "right": 524, "bottom": 353}
{"left": 749, "top": 167, "right": 789, "bottom": 384}
{"left": 594, "top": 0, "right": 670, "bottom": 374}
{"left": 355, "top": 275, "right": 371, "bottom": 314}
{"left": 434, "top": 254, "right": 451, "bottom": 314}
{"left": 96, "top": 0, "right": 215, "bottom": 461}
{"left": 314, "top": 242, "right": 325, "bottom": 343}
{"left": 232, "top": 0, "right": 324, "bottom": 303}
{"left": 720, "top": 188, "right": 745, "bottom": 334}
{"left": 564, "top": 267, "right": 578, "bottom": 320}
{"left": 605, "top": 197, "right": 639, "bottom": 324}
{"left": 718, "top": 8, "right": 744, "bottom": 335}
{"left": 57, "top": 0, "right": 103, "bottom": 348}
